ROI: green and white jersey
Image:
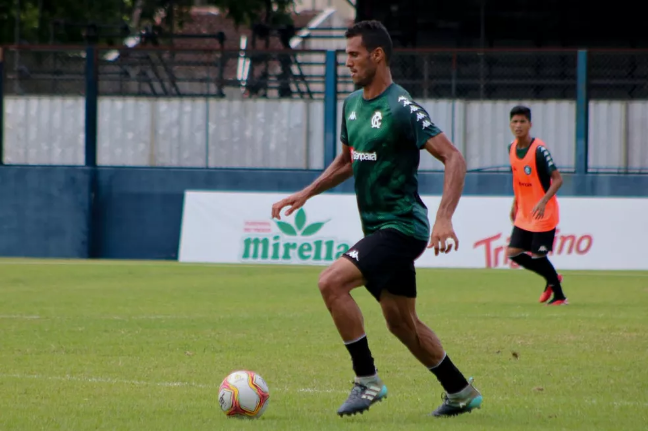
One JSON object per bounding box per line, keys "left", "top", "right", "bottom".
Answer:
{"left": 340, "top": 83, "right": 442, "bottom": 241}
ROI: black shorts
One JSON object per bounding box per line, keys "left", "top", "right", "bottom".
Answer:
{"left": 509, "top": 226, "right": 556, "bottom": 254}
{"left": 341, "top": 228, "right": 428, "bottom": 302}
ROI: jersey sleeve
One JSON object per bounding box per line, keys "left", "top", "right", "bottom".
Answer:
{"left": 340, "top": 100, "right": 349, "bottom": 146}
{"left": 394, "top": 96, "right": 442, "bottom": 149}
{"left": 536, "top": 145, "right": 558, "bottom": 177}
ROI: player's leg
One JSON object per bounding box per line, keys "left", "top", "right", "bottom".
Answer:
{"left": 319, "top": 235, "right": 387, "bottom": 416}
{"left": 369, "top": 229, "right": 481, "bottom": 416}
{"left": 318, "top": 258, "right": 367, "bottom": 343}
{"left": 529, "top": 230, "right": 568, "bottom": 305}
{"left": 380, "top": 291, "right": 445, "bottom": 365}
{"left": 507, "top": 227, "right": 560, "bottom": 302}
{"left": 379, "top": 291, "right": 482, "bottom": 417}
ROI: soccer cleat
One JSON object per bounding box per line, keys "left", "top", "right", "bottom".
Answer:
{"left": 337, "top": 379, "right": 388, "bottom": 417}
{"left": 539, "top": 274, "right": 563, "bottom": 303}
{"left": 538, "top": 286, "right": 553, "bottom": 303}
{"left": 546, "top": 297, "right": 569, "bottom": 306}
{"left": 431, "top": 377, "right": 483, "bottom": 417}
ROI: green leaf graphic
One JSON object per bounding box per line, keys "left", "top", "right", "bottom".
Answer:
{"left": 301, "top": 221, "right": 328, "bottom": 237}
{"left": 295, "top": 208, "right": 306, "bottom": 232}
{"left": 275, "top": 221, "right": 298, "bottom": 236}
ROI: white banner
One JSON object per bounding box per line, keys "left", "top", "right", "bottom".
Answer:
{"left": 178, "top": 191, "right": 647, "bottom": 270}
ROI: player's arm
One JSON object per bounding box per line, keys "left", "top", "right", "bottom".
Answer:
{"left": 508, "top": 143, "right": 517, "bottom": 222}
{"left": 303, "top": 146, "right": 353, "bottom": 198}
{"left": 271, "top": 148, "right": 352, "bottom": 220}
{"left": 531, "top": 146, "right": 563, "bottom": 219}
{"left": 395, "top": 98, "right": 467, "bottom": 219}
{"left": 542, "top": 170, "right": 563, "bottom": 202}
{"left": 531, "top": 169, "right": 562, "bottom": 219}
{"left": 272, "top": 103, "right": 353, "bottom": 220}
{"left": 423, "top": 134, "right": 467, "bottom": 225}
{"left": 397, "top": 97, "right": 466, "bottom": 254}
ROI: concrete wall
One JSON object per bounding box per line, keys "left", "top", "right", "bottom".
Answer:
{"left": 6, "top": 96, "right": 648, "bottom": 172}
{"left": 0, "top": 166, "right": 646, "bottom": 260}
{"left": 0, "top": 166, "right": 92, "bottom": 258}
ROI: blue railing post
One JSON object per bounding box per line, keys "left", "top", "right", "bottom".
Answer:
{"left": 85, "top": 46, "right": 100, "bottom": 259}
{"left": 575, "top": 49, "right": 589, "bottom": 174}
{"left": 85, "top": 46, "right": 98, "bottom": 167}
{"left": 0, "top": 48, "right": 4, "bottom": 165}
{"left": 323, "top": 50, "right": 338, "bottom": 167}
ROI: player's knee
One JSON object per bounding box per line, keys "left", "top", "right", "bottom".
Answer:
{"left": 317, "top": 268, "right": 340, "bottom": 300}
{"left": 507, "top": 247, "right": 524, "bottom": 258}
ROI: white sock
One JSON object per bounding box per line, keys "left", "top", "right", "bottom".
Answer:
{"left": 448, "top": 382, "right": 473, "bottom": 398}
{"left": 355, "top": 374, "right": 380, "bottom": 385}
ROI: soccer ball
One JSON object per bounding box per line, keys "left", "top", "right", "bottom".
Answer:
{"left": 218, "top": 370, "right": 270, "bottom": 419}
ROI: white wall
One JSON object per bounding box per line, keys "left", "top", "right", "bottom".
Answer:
{"left": 4, "top": 96, "right": 646, "bottom": 171}
{"left": 3, "top": 96, "right": 85, "bottom": 165}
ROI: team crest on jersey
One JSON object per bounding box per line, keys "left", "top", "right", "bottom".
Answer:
{"left": 524, "top": 165, "right": 532, "bottom": 175}
{"left": 371, "top": 111, "right": 382, "bottom": 129}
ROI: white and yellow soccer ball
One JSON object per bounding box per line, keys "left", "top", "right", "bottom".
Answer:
{"left": 218, "top": 370, "right": 270, "bottom": 419}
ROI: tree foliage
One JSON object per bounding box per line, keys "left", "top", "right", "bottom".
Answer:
{"left": 0, "top": 0, "right": 296, "bottom": 44}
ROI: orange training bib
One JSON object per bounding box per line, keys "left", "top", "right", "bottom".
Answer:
{"left": 509, "top": 139, "right": 559, "bottom": 232}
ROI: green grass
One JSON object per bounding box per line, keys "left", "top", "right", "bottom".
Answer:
{"left": 0, "top": 259, "right": 647, "bottom": 430}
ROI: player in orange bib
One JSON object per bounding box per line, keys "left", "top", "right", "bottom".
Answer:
{"left": 506, "top": 106, "right": 568, "bottom": 306}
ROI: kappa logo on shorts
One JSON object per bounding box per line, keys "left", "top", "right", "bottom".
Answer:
{"left": 538, "top": 245, "right": 548, "bottom": 253}
{"left": 346, "top": 250, "right": 360, "bottom": 261}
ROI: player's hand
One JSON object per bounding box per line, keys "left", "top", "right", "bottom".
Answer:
{"left": 271, "top": 192, "right": 309, "bottom": 220}
{"left": 531, "top": 200, "right": 546, "bottom": 220}
{"left": 428, "top": 218, "right": 459, "bottom": 256}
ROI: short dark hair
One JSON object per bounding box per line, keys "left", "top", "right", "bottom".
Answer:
{"left": 345, "top": 20, "right": 393, "bottom": 64}
{"left": 510, "top": 105, "right": 531, "bottom": 121}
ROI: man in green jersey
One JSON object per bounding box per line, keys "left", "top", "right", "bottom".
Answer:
{"left": 272, "top": 20, "right": 482, "bottom": 418}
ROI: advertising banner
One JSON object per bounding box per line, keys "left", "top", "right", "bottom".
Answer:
{"left": 178, "top": 191, "right": 645, "bottom": 270}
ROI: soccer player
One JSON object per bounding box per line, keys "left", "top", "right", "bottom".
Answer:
{"left": 507, "top": 105, "right": 568, "bottom": 306}
{"left": 271, "top": 20, "right": 482, "bottom": 418}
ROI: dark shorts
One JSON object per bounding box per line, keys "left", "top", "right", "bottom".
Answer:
{"left": 341, "top": 228, "right": 428, "bottom": 302}
{"left": 509, "top": 226, "right": 556, "bottom": 254}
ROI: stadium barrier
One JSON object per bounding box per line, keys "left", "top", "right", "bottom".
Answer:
{"left": 178, "top": 191, "right": 647, "bottom": 270}
{"left": 0, "top": 166, "right": 646, "bottom": 260}
{"left": 0, "top": 46, "right": 647, "bottom": 260}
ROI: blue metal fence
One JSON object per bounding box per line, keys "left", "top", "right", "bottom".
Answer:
{"left": 2, "top": 46, "right": 648, "bottom": 173}
{"left": 575, "top": 50, "right": 588, "bottom": 175}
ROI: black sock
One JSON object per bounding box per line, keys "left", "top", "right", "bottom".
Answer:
{"left": 344, "top": 335, "right": 376, "bottom": 377}
{"left": 429, "top": 354, "right": 469, "bottom": 394}
{"left": 510, "top": 252, "right": 541, "bottom": 274}
{"left": 511, "top": 253, "right": 566, "bottom": 299}
{"left": 532, "top": 256, "right": 566, "bottom": 299}
{"left": 510, "top": 254, "right": 560, "bottom": 284}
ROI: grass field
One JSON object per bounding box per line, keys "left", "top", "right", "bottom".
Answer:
{"left": 1, "top": 259, "right": 647, "bottom": 430}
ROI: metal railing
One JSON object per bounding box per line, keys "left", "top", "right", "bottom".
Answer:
{"left": 2, "top": 45, "right": 648, "bottom": 173}
{"left": 4, "top": 46, "right": 648, "bottom": 101}
{"left": 1, "top": 46, "right": 329, "bottom": 99}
